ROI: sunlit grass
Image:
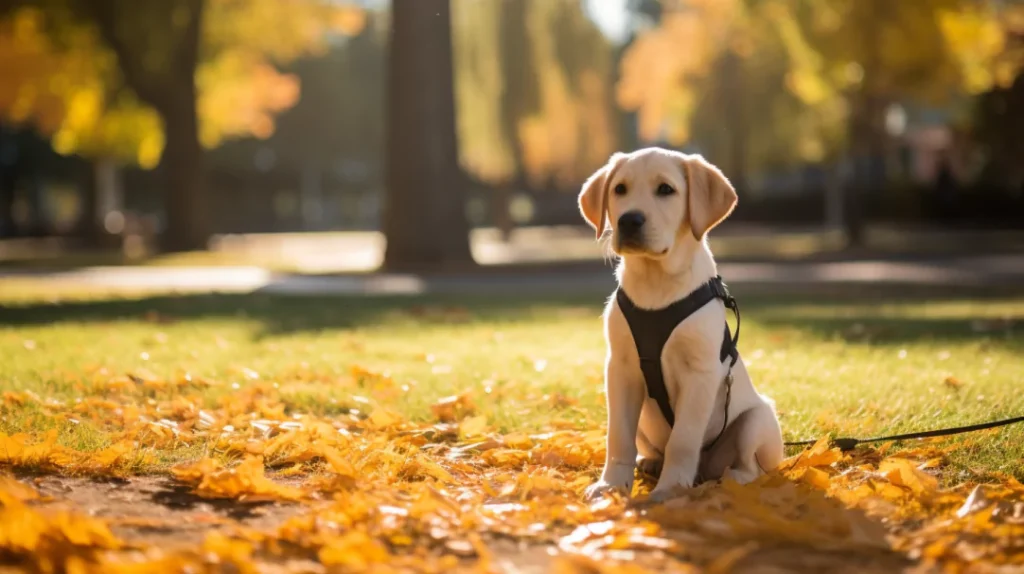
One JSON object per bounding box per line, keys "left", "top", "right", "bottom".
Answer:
{"left": 1, "top": 287, "right": 1022, "bottom": 479}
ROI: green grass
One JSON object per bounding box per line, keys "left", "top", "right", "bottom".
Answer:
{"left": 1, "top": 286, "right": 1022, "bottom": 480}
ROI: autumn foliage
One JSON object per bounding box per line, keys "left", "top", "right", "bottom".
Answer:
{"left": 1, "top": 366, "right": 1022, "bottom": 572}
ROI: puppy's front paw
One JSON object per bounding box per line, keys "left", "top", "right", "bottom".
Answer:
{"left": 584, "top": 479, "right": 631, "bottom": 500}
{"left": 625, "top": 486, "right": 680, "bottom": 510}
{"left": 585, "top": 463, "right": 635, "bottom": 500}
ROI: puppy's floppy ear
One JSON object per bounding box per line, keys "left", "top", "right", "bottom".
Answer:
{"left": 579, "top": 153, "right": 626, "bottom": 239}
{"left": 681, "top": 154, "right": 738, "bottom": 240}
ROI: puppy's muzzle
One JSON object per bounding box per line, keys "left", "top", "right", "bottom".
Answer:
{"left": 617, "top": 211, "right": 646, "bottom": 250}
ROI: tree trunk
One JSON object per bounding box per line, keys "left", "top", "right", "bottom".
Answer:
{"left": 845, "top": 105, "right": 868, "bottom": 247}
{"left": 76, "top": 158, "right": 125, "bottom": 248}
{"left": 0, "top": 160, "right": 14, "bottom": 239}
{"left": 300, "top": 162, "right": 323, "bottom": 231}
{"left": 492, "top": 186, "right": 514, "bottom": 243}
{"left": 845, "top": 93, "right": 886, "bottom": 247}
{"left": 75, "top": 160, "right": 101, "bottom": 245}
{"left": 85, "top": 0, "right": 210, "bottom": 253}
{"left": 383, "top": 0, "right": 474, "bottom": 271}
{"left": 159, "top": 94, "right": 210, "bottom": 252}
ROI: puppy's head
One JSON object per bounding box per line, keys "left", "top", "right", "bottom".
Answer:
{"left": 578, "top": 148, "right": 737, "bottom": 258}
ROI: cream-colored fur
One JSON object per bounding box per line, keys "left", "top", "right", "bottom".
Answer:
{"left": 579, "top": 147, "right": 784, "bottom": 501}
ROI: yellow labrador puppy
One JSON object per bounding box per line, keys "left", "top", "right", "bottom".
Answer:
{"left": 579, "top": 147, "right": 783, "bottom": 501}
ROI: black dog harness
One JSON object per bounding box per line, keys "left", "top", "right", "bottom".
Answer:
{"left": 615, "top": 276, "right": 741, "bottom": 451}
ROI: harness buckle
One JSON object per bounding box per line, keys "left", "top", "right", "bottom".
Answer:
{"left": 711, "top": 276, "right": 737, "bottom": 309}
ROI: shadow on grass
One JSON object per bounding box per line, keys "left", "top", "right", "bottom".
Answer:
{"left": 0, "top": 284, "right": 1021, "bottom": 347}
{"left": 0, "top": 291, "right": 603, "bottom": 335}
{"left": 756, "top": 314, "right": 1021, "bottom": 349}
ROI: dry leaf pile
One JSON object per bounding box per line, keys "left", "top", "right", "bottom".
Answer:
{"left": 1, "top": 369, "right": 1023, "bottom": 573}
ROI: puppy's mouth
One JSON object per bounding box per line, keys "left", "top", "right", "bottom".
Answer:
{"left": 615, "top": 236, "right": 669, "bottom": 257}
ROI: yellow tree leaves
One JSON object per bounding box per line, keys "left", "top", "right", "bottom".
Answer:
{"left": 0, "top": 7, "right": 163, "bottom": 166}
{"left": 171, "top": 455, "right": 305, "bottom": 501}
{"left": 772, "top": 0, "right": 1023, "bottom": 106}
{"left": 452, "top": 0, "right": 617, "bottom": 187}
{"left": 196, "top": 0, "right": 365, "bottom": 149}
{"left": 195, "top": 52, "right": 300, "bottom": 148}
{"left": 519, "top": 0, "right": 617, "bottom": 186}
{"left": 451, "top": 0, "right": 519, "bottom": 185}
{"left": 0, "top": 430, "right": 152, "bottom": 475}
{"left": 0, "top": 494, "right": 122, "bottom": 573}
{"left": 0, "top": 1, "right": 365, "bottom": 165}
{"left": 0, "top": 8, "right": 78, "bottom": 134}
{"left": 618, "top": 0, "right": 741, "bottom": 145}
{"left": 617, "top": 0, "right": 1024, "bottom": 171}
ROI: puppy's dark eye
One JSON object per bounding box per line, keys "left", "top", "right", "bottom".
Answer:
{"left": 613, "top": 183, "right": 627, "bottom": 196}
{"left": 656, "top": 183, "right": 675, "bottom": 196}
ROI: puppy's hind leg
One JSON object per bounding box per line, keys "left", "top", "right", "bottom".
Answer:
{"left": 635, "top": 427, "right": 663, "bottom": 479}
{"left": 723, "top": 403, "right": 784, "bottom": 485}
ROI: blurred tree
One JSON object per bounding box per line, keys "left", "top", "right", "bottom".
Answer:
{"left": 517, "top": 0, "right": 616, "bottom": 188}
{"left": 211, "top": 13, "right": 387, "bottom": 231}
{"left": 0, "top": 0, "right": 363, "bottom": 250}
{"left": 617, "top": 0, "right": 847, "bottom": 198}
{"left": 383, "top": 0, "right": 474, "bottom": 271}
{"left": 617, "top": 0, "right": 1022, "bottom": 241}
{"left": 452, "top": 0, "right": 526, "bottom": 240}
{"left": 617, "top": 0, "right": 739, "bottom": 146}
{"left": 452, "top": 0, "right": 616, "bottom": 238}
{"left": 0, "top": 7, "right": 160, "bottom": 240}
{"left": 766, "top": 0, "right": 1022, "bottom": 243}
{"left": 972, "top": 4, "right": 1024, "bottom": 194}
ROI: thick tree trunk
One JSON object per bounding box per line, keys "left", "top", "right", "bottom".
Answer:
{"left": 159, "top": 94, "right": 210, "bottom": 252}
{"left": 382, "top": 0, "right": 474, "bottom": 271}
{"left": 86, "top": 0, "right": 209, "bottom": 253}
{"left": 0, "top": 163, "right": 14, "bottom": 239}
{"left": 492, "top": 186, "right": 514, "bottom": 243}
{"left": 845, "top": 93, "right": 885, "bottom": 247}
{"left": 76, "top": 161, "right": 100, "bottom": 244}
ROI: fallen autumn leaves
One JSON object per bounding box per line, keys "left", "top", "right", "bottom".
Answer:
{"left": 2, "top": 374, "right": 1023, "bottom": 573}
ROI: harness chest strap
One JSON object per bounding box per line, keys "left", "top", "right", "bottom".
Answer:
{"left": 615, "top": 275, "right": 741, "bottom": 451}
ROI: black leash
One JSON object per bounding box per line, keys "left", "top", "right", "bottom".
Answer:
{"left": 785, "top": 414, "right": 1024, "bottom": 451}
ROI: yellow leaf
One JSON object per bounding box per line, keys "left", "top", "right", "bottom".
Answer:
{"left": 318, "top": 531, "right": 390, "bottom": 568}
{"left": 430, "top": 392, "right": 476, "bottom": 422}
{"left": 459, "top": 415, "right": 489, "bottom": 440}
{"left": 878, "top": 458, "right": 939, "bottom": 498}
{"left": 796, "top": 467, "right": 833, "bottom": 491}
{"left": 0, "top": 475, "right": 41, "bottom": 505}
{"left": 367, "top": 408, "right": 403, "bottom": 429}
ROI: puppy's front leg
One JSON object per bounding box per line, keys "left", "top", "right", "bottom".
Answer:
{"left": 650, "top": 368, "right": 720, "bottom": 500}
{"left": 585, "top": 355, "right": 645, "bottom": 499}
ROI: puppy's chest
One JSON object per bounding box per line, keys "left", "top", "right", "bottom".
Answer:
{"left": 620, "top": 317, "right": 719, "bottom": 376}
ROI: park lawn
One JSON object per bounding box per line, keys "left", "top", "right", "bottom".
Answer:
{"left": 1, "top": 287, "right": 1022, "bottom": 477}
{"left": 0, "top": 284, "right": 1022, "bottom": 572}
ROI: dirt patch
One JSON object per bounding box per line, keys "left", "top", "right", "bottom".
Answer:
{"left": 14, "top": 474, "right": 560, "bottom": 572}
{"left": 23, "top": 474, "right": 310, "bottom": 549}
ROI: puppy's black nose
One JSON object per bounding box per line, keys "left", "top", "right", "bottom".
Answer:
{"left": 618, "top": 211, "right": 646, "bottom": 236}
